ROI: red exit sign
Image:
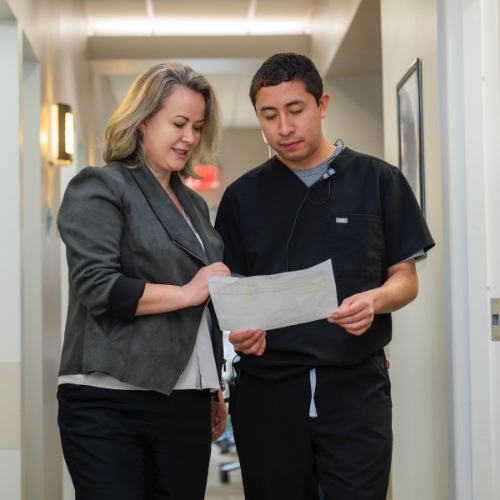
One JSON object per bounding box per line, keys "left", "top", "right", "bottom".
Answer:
{"left": 186, "top": 165, "right": 220, "bottom": 190}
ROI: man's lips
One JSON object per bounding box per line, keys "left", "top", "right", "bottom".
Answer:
{"left": 280, "top": 140, "right": 301, "bottom": 149}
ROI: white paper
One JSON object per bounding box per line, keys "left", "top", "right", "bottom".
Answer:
{"left": 208, "top": 260, "right": 338, "bottom": 331}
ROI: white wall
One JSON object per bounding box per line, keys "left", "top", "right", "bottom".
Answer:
{"left": 0, "top": 16, "right": 23, "bottom": 500}
{"left": 380, "top": 1, "right": 448, "bottom": 499}
{"left": 0, "top": 1, "right": 91, "bottom": 499}
{"left": 437, "top": 0, "right": 500, "bottom": 498}
{"left": 21, "top": 54, "right": 45, "bottom": 500}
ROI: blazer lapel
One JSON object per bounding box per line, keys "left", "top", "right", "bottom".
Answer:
{"left": 170, "top": 174, "right": 221, "bottom": 264}
{"left": 128, "top": 166, "right": 209, "bottom": 264}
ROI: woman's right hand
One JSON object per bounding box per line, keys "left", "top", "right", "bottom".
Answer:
{"left": 182, "top": 262, "right": 230, "bottom": 307}
{"left": 135, "top": 262, "right": 230, "bottom": 316}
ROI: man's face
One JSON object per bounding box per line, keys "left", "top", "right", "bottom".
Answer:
{"left": 255, "top": 80, "right": 329, "bottom": 169}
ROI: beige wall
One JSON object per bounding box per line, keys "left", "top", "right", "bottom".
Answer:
{"left": 380, "top": 1, "right": 448, "bottom": 499}
{"left": 323, "top": 73, "right": 384, "bottom": 158}
{"left": 197, "top": 127, "right": 270, "bottom": 211}
{"left": 311, "top": 0, "right": 363, "bottom": 75}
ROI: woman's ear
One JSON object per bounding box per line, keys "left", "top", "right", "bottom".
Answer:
{"left": 139, "top": 121, "right": 146, "bottom": 134}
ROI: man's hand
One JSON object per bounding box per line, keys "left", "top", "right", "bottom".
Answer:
{"left": 327, "top": 291, "right": 376, "bottom": 335}
{"left": 328, "top": 259, "right": 418, "bottom": 336}
{"left": 229, "top": 329, "right": 266, "bottom": 356}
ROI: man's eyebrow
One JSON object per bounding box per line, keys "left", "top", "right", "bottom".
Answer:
{"left": 258, "top": 100, "right": 304, "bottom": 113}
{"left": 259, "top": 106, "right": 277, "bottom": 113}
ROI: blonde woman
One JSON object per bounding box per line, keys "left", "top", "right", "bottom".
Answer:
{"left": 57, "top": 62, "right": 230, "bottom": 499}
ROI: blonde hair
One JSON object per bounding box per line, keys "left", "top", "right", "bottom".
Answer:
{"left": 103, "top": 62, "right": 221, "bottom": 178}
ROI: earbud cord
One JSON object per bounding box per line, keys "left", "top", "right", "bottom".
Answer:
{"left": 284, "top": 166, "right": 336, "bottom": 271}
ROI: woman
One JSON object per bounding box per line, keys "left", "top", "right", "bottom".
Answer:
{"left": 57, "top": 62, "right": 230, "bottom": 499}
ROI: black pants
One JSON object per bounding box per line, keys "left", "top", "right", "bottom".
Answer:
{"left": 58, "top": 385, "right": 212, "bottom": 500}
{"left": 231, "top": 351, "right": 392, "bottom": 500}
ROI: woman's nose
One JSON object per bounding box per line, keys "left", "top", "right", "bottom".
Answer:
{"left": 182, "top": 127, "right": 196, "bottom": 143}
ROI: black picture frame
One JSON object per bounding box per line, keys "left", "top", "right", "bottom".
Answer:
{"left": 397, "top": 58, "right": 425, "bottom": 218}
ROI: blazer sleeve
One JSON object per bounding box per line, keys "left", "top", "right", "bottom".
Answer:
{"left": 58, "top": 166, "right": 146, "bottom": 317}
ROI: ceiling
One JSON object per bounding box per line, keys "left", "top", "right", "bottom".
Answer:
{"left": 84, "top": 0, "right": 380, "bottom": 129}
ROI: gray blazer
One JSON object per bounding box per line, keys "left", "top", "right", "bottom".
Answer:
{"left": 57, "top": 161, "right": 225, "bottom": 395}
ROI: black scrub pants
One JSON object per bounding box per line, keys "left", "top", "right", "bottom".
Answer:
{"left": 57, "top": 384, "right": 212, "bottom": 500}
{"left": 231, "top": 350, "right": 392, "bottom": 500}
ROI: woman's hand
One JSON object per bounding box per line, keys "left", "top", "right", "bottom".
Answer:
{"left": 136, "top": 262, "right": 230, "bottom": 315}
{"left": 182, "top": 262, "right": 230, "bottom": 307}
{"left": 229, "top": 329, "right": 267, "bottom": 356}
{"left": 211, "top": 390, "right": 228, "bottom": 441}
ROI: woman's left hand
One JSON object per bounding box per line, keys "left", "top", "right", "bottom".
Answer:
{"left": 210, "top": 389, "right": 228, "bottom": 442}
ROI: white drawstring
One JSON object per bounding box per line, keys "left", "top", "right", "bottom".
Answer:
{"left": 309, "top": 368, "right": 318, "bottom": 418}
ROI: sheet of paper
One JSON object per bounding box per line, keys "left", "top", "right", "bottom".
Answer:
{"left": 208, "top": 260, "right": 338, "bottom": 331}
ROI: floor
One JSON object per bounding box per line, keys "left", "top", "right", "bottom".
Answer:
{"left": 205, "top": 443, "right": 244, "bottom": 500}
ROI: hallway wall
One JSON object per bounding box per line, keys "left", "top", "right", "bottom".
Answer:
{"left": 437, "top": 0, "right": 500, "bottom": 498}
{"left": 0, "top": 1, "right": 91, "bottom": 499}
{"left": 323, "top": 73, "right": 384, "bottom": 159}
{"left": 0, "top": 17, "right": 22, "bottom": 499}
{"left": 2, "top": 1, "right": 498, "bottom": 499}
{"left": 380, "top": 0, "right": 448, "bottom": 499}
{"left": 201, "top": 127, "right": 270, "bottom": 210}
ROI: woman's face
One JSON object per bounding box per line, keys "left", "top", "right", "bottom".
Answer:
{"left": 139, "top": 86, "right": 206, "bottom": 181}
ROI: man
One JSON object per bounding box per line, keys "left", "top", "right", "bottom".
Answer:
{"left": 214, "top": 53, "right": 434, "bottom": 500}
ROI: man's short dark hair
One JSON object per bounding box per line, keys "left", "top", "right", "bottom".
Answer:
{"left": 249, "top": 53, "right": 324, "bottom": 108}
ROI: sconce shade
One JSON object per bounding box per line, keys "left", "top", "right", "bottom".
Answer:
{"left": 51, "top": 103, "right": 74, "bottom": 165}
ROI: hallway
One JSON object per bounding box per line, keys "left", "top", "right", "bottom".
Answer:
{"left": 2, "top": 1, "right": 500, "bottom": 499}
{"left": 205, "top": 444, "right": 244, "bottom": 500}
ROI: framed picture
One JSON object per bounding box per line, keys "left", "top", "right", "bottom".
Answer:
{"left": 397, "top": 58, "right": 425, "bottom": 217}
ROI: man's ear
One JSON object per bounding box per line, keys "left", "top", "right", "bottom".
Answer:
{"left": 319, "top": 93, "right": 330, "bottom": 118}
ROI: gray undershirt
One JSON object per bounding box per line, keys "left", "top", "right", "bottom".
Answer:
{"left": 290, "top": 146, "right": 341, "bottom": 188}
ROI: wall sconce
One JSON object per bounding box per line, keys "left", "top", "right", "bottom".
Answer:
{"left": 51, "top": 103, "right": 74, "bottom": 166}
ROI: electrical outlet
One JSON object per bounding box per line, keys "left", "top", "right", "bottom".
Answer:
{"left": 491, "top": 298, "right": 500, "bottom": 341}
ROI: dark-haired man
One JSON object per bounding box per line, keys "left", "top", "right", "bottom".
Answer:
{"left": 215, "top": 53, "right": 434, "bottom": 500}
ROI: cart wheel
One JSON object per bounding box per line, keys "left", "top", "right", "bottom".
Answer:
{"left": 220, "top": 470, "right": 229, "bottom": 483}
